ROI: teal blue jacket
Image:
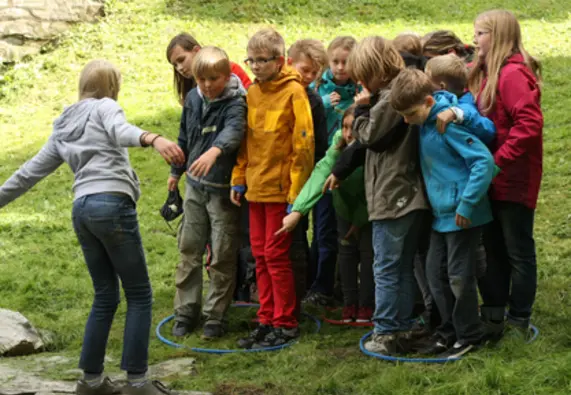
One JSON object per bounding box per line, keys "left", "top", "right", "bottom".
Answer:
{"left": 310, "top": 69, "right": 359, "bottom": 145}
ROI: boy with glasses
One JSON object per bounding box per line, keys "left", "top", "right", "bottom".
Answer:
{"left": 231, "top": 28, "right": 314, "bottom": 348}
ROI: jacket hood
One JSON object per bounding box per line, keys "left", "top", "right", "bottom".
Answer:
{"left": 319, "top": 69, "right": 358, "bottom": 100}
{"left": 427, "top": 90, "right": 458, "bottom": 122}
{"left": 256, "top": 65, "right": 302, "bottom": 92}
{"left": 197, "top": 74, "right": 246, "bottom": 103}
{"left": 52, "top": 98, "right": 99, "bottom": 142}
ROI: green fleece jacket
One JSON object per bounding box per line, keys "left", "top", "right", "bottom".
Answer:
{"left": 292, "top": 130, "right": 368, "bottom": 227}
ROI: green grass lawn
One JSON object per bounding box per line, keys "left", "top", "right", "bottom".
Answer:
{"left": 1, "top": 0, "right": 570, "bottom": 394}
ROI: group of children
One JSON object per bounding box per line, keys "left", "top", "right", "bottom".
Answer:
{"left": 0, "top": 8, "right": 543, "bottom": 395}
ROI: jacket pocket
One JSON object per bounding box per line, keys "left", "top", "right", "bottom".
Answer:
{"left": 428, "top": 181, "right": 458, "bottom": 215}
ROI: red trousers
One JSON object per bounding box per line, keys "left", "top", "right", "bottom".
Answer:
{"left": 249, "top": 202, "right": 297, "bottom": 328}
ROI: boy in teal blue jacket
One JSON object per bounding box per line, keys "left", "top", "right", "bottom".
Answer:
{"left": 390, "top": 68, "right": 495, "bottom": 359}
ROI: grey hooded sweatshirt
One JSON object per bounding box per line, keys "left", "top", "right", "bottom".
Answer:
{"left": 0, "top": 98, "right": 145, "bottom": 208}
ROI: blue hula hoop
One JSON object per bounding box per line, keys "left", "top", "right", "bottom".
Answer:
{"left": 156, "top": 303, "right": 321, "bottom": 354}
{"left": 360, "top": 323, "right": 540, "bottom": 363}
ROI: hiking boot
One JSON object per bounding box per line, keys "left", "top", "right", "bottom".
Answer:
{"left": 341, "top": 305, "right": 357, "bottom": 323}
{"left": 123, "top": 380, "right": 178, "bottom": 395}
{"left": 417, "top": 334, "right": 451, "bottom": 355}
{"left": 253, "top": 327, "right": 300, "bottom": 348}
{"left": 201, "top": 322, "right": 225, "bottom": 340}
{"left": 481, "top": 319, "right": 505, "bottom": 343}
{"left": 171, "top": 313, "right": 200, "bottom": 337}
{"left": 237, "top": 324, "right": 272, "bottom": 349}
{"left": 76, "top": 377, "right": 122, "bottom": 395}
{"left": 303, "top": 291, "right": 334, "bottom": 308}
{"left": 356, "top": 306, "right": 373, "bottom": 323}
{"left": 437, "top": 341, "right": 478, "bottom": 359}
{"left": 365, "top": 333, "right": 401, "bottom": 354}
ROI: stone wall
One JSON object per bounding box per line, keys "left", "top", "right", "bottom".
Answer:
{"left": 0, "top": 0, "right": 105, "bottom": 63}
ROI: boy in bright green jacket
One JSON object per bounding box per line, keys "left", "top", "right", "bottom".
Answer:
{"left": 277, "top": 106, "right": 374, "bottom": 323}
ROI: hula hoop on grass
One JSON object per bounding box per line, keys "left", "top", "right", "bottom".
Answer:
{"left": 156, "top": 303, "right": 321, "bottom": 354}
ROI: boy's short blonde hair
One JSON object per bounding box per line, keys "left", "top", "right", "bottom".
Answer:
{"left": 347, "top": 36, "right": 404, "bottom": 89}
{"left": 79, "top": 59, "right": 121, "bottom": 101}
{"left": 390, "top": 68, "right": 435, "bottom": 112}
{"left": 392, "top": 33, "right": 422, "bottom": 57}
{"left": 288, "top": 39, "right": 328, "bottom": 71}
{"left": 425, "top": 54, "right": 467, "bottom": 96}
{"left": 191, "top": 46, "right": 231, "bottom": 78}
{"left": 248, "top": 28, "right": 285, "bottom": 57}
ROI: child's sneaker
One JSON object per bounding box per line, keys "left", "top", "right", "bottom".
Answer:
{"left": 341, "top": 305, "right": 357, "bottom": 323}
{"left": 437, "top": 341, "right": 478, "bottom": 359}
{"left": 356, "top": 306, "right": 373, "bottom": 323}
{"left": 253, "top": 327, "right": 300, "bottom": 348}
{"left": 417, "top": 333, "right": 451, "bottom": 355}
{"left": 123, "top": 380, "right": 178, "bottom": 395}
{"left": 75, "top": 377, "right": 121, "bottom": 395}
{"left": 364, "top": 333, "right": 398, "bottom": 355}
{"left": 237, "top": 324, "right": 272, "bottom": 349}
{"left": 201, "top": 322, "right": 225, "bottom": 340}
{"left": 303, "top": 291, "right": 334, "bottom": 308}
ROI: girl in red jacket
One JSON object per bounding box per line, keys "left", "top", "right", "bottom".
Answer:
{"left": 468, "top": 9, "right": 543, "bottom": 337}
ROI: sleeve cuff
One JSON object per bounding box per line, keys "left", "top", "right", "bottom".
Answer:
{"left": 456, "top": 200, "right": 474, "bottom": 220}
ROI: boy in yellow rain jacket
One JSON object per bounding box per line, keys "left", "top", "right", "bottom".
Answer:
{"left": 230, "top": 28, "right": 314, "bottom": 348}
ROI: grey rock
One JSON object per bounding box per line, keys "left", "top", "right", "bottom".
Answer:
{"left": 0, "top": 309, "right": 45, "bottom": 357}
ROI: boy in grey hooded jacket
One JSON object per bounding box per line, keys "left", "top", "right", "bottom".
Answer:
{"left": 0, "top": 60, "right": 184, "bottom": 395}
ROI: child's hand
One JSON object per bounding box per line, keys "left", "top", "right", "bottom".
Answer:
{"left": 167, "top": 175, "right": 180, "bottom": 191}
{"left": 188, "top": 147, "right": 221, "bottom": 177}
{"left": 354, "top": 87, "right": 371, "bottom": 106}
{"left": 275, "top": 211, "right": 303, "bottom": 236}
{"left": 455, "top": 213, "right": 471, "bottom": 229}
{"left": 152, "top": 137, "right": 185, "bottom": 165}
{"left": 230, "top": 185, "right": 245, "bottom": 207}
{"left": 330, "top": 92, "right": 341, "bottom": 106}
{"left": 322, "top": 174, "right": 340, "bottom": 194}
{"left": 436, "top": 109, "right": 456, "bottom": 134}
{"left": 344, "top": 225, "right": 359, "bottom": 240}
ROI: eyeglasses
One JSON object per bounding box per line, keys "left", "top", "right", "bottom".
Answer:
{"left": 244, "top": 56, "right": 277, "bottom": 66}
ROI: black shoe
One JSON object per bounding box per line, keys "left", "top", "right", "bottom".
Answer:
{"left": 417, "top": 334, "right": 451, "bottom": 355}
{"left": 302, "top": 291, "right": 334, "bottom": 308}
{"left": 237, "top": 324, "right": 272, "bottom": 349}
{"left": 253, "top": 327, "right": 300, "bottom": 348}
{"left": 201, "top": 322, "right": 225, "bottom": 340}
{"left": 481, "top": 320, "right": 505, "bottom": 343}
{"left": 171, "top": 316, "right": 199, "bottom": 337}
{"left": 437, "top": 342, "right": 478, "bottom": 359}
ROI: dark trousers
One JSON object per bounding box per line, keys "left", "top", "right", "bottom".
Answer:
{"left": 427, "top": 227, "right": 483, "bottom": 345}
{"left": 308, "top": 193, "right": 338, "bottom": 295}
{"left": 336, "top": 217, "right": 374, "bottom": 308}
{"left": 291, "top": 216, "right": 310, "bottom": 318}
{"left": 479, "top": 201, "right": 537, "bottom": 326}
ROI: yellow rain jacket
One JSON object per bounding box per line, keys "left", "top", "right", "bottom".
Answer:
{"left": 231, "top": 66, "right": 314, "bottom": 204}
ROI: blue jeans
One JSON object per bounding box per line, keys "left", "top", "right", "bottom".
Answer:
{"left": 308, "top": 193, "right": 338, "bottom": 295}
{"left": 479, "top": 201, "right": 537, "bottom": 325}
{"left": 72, "top": 193, "right": 152, "bottom": 374}
{"left": 372, "top": 211, "right": 423, "bottom": 334}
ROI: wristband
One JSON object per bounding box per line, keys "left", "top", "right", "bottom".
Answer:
{"left": 150, "top": 134, "right": 162, "bottom": 146}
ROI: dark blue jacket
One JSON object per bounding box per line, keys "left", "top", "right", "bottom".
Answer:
{"left": 171, "top": 75, "right": 247, "bottom": 193}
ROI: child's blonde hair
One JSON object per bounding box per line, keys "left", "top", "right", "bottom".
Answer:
{"left": 191, "top": 46, "right": 231, "bottom": 78}
{"left": 392, "top": 33, "right": 422, "bottom": 57}
{"left": 79, "top": 59, "right": 121, "bottom": 101}
{"left": 468, "top": 9, "right": 541, "bottom": 114}
{"left": 327, "top": 36, "right": 357, "bottom": 56}
{"left": 422, "top": 30, "right": 474, "bottom": 59}
{"left": 347, "top": 36, "right": 404, "bottom": 89}
{"left": 248, "top": 28, "right": 285, "bottom": 57}
{"left": 390, "top": 68, "right": 435, "bottom": 113}
{"left": 425, "top": 54, "right": 467, "bottom": 96}
{"left": 288, "top": 39, "right": 328, "bottom": 72}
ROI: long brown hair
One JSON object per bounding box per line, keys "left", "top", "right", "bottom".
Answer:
{"left": 468, "top": 10, "right": 541, "bottom": 114}
{"left": 423, "top": 30, "right": 475, "bottom": 60}
{"left": 166, "top": 33, "right": 201, "bottom": 104}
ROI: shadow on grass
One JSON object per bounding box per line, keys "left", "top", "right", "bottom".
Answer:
{"left": 161, "top": 0, "right": 571, "bottom": 24}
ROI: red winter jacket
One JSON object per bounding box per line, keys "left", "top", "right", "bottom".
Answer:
{"left": 478, "top": 53, "right": 543, "bottom": 209}
{"left": 230, "top": 62, "right": 252, "bottom": 90}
